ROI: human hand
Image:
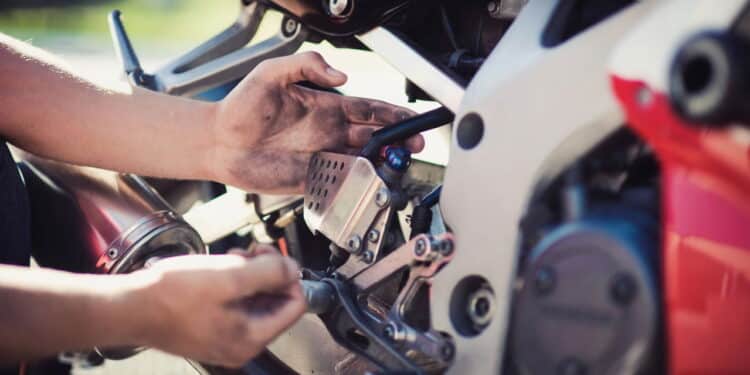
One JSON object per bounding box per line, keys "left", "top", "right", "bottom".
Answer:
{"left": 209, "top": 51, "right": 424, "bottom": 194}
{"left": 127, "top": 250, "right": 304, "bottom": 368}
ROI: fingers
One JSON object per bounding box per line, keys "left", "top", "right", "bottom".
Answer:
{"left": 256, "top": 51, "right": 347, "bottom": 88}
{"left": 226, "top": 253, "right": 300, "bottom": 298}
{"left": 348, "top": 124, "right": 426, "bottom": 153}
{"left": 342, "top": 96, "right": 416, "bottom": 125}
{"left": 227, "top": 244, "right": 278, "bottom": 258}
{"left": 244, "top": 282, "right": 306, "bottom": 345}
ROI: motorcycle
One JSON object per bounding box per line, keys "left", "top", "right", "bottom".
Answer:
{"left": 22, "top": 0, "right": 750, "bottom": 374}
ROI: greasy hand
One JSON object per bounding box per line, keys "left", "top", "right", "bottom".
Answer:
{"left": 131, "top": 250, "right": 304, "bottom": 368}
{"left": 211, "top": 51, "right": 424, "bottom": 194}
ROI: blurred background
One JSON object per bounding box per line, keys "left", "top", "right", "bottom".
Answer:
{"left": 0, "top": 1, "right": 448, "bottom": 374}
{"left": 0, "top": 0, "right": 448, "bottom": 164}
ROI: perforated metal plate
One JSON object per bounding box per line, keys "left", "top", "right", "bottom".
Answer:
{"left": 303, "top": 152, "right": 391, "bottom": 277}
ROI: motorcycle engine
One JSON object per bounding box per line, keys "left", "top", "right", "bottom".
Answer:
{"left": 510, "top": 129, "right": 662, "bottom": 375}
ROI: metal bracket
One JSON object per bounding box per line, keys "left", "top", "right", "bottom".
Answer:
{"left": 304, "top": 152, "right": 392, "bottom": 277}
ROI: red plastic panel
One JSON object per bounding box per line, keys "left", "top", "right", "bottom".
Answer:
{"left": 612, "top": 77, "right": 750, "bottom": 374}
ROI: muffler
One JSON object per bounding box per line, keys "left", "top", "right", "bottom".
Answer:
{"left": 19, "top": 157, "right": 206, "bottom": 360}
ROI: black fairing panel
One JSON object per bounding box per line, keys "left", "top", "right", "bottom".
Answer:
{"left": 262, "top": 0, "right": 410, "bottom": 37}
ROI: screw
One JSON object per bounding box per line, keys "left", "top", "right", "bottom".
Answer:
{"left": 282, "top": 18, "right": 298, "bottom": 36}
{"left": 329, "top": 0, "right": 348, "bottom": 17}
{"left": 610, "top": 273, "right": 638, "bottom": 306}
{"left": 107, "top": 248, "right": 119, "bottom": 259}
{"left": 439, "top": 239, "right": 454, "bottom": 256}
{"left": 383, "top": 324, "right": 396, "bottom": 341}
{"left": 533, "top": 266, "right": 555, "bottom": 296}
{"left": 440, "top": 342, "right": 455, "bottom": 361}
{"left": 347, "top": 235, "right": 362, "bottom": 253}
{"left": 367, "top": 229, "right": 380, "bottom": 243}
{"left": 487, "top": 1, "right": 499, "bottom": 13}
{"left": 362, "top": 250, "right": 374, "bottom": 264}
{"left": 375, "top": 187, "right": 391, "bottom": 207}
{"left": 414, "top": 238, "right": 427, "bottom": 256}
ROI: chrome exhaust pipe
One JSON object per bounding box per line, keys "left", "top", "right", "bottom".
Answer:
{"left": 19, "top": 157, "right": 206, "bottom": 360}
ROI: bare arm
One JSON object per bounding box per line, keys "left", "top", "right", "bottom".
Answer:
{"left": 0, "top": 251, "right": 305, "bottom": 367}
{"left": 0, "top": 34, "right": 216, "bottom": 181}
{"left": 0, "top": 34, "right": 423, "bottom": 193}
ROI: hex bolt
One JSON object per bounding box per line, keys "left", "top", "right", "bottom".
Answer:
{"left": 347, "top": 235, "right": 362, "bottom": 253}
{"left": 107, "top": 248, "right": 119, "bottom": 259}
{"left": 439, "top": 239, "right": 454, "bottom": 256}
{"left": 362, "top": 250, "right": 374, "bottom": 264}
{"left": 533, "top": 266, "right": 556, "bottom": 296}
{"left": 610, "top": 273, "right": 638, "bottom": 306}
{"left": 282, "top": 18, "right": 298, "bottom": 36}
{"left": 487, "top": 1, "right": 500, "bottom": 14}
{"left": 367, "top": 229, "right": 380, "bottom": 243}
{"left": 414, "top": 238, "right": 427, "bottom": 256}
{"left": 440, "top": 341, "right": 455, "bottom": 361}
{"left": 383, "top": 323, "right": 396, "bottom": 341}
{"left": 375, "top": 187, "right": 391, "bottom": 207}
{"left": 329, "top": 0, "right": 348, "bottom": 17}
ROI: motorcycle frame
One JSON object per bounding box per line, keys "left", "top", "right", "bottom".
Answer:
{"left": 123, "top": 0, "right": 750, "bottom": 373}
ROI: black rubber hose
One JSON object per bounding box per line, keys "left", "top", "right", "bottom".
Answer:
{"left": 360, "top": 107, "right": 454, "bottom": 160}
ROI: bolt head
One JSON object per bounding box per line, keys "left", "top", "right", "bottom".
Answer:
{"left": 383, "top": 324, "right": 395, "bottom": 341}
{"left": 414, "top": 238, "right": 427, "bottom": 256}
{"left": 439, "top": 239, "right": 454, "bottom": 256}
{"left": 362, "top": 250, "right": 374, "bottom": 263}
{"left": 610, "top": 273, "right": 638, "bottom": 306}
{"left": 367, "top": 229, "right": 380, "bottom": 243}
{"left": 283, "top": 19, "right": 297, "bottom": 34}
{"left": 347, "top": 235, "right": 362, "bottom": 252}
{"left": 533, "top": 266, "right": 556, "bottom": 296}
{"left": 107, "top": 248, "right": 119, "bottom": 259}
{"left": 487, "top": 1, "right": 499, "bottom": 13}
{"left": 440, "top": 342, "right": 455, "bottom": 361}
{"left": 375, "top": 187, "right": 391, "bottom": 207}
{"left": 329, "top": 0, "right": 348, "bottom": 17}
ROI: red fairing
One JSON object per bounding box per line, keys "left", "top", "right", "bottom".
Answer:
{"left": 611, "top": 77, "right": 750, "bottom": 374}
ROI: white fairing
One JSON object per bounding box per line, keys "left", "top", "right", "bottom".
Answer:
{"left": 609, "top": 0, "right": 746, "bottom": 89}
{"left": 434, "top": 1, "right": 660, "bottom": 373}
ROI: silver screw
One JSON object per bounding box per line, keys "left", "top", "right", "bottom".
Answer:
{"left": 367, "top": 229, "right": 380, "bottom": 243}
{"left": 487, "top": 0, "right": 500, "bottom": 13}
{"left": 362, "top": 250, "right": 374, "bottom": 263}
{"left": 283, "top": 18, "right": 298, "bottom": 35}
{"left": 347, "top": 235, "right": 362, "bottom": 253}
{"left": 414, "top": 238, "right": 427, "bottom": 256}
{"left": 329, "top": 0, "right": 349, "bottom": 17}
{"left": 383, "top": 322, "right": 403, "bottom": 342}
{"left": 107, "top": 248, "right": 119, "bottom": 259}
{"left": 439, "top": 239, "right": 454, "bottom": 256}
{"left": 375, "top": 187, "right": 391, "bottom": 207}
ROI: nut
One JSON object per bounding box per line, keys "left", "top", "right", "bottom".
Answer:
{"left": 329, "top": 0, "right": 349, "bottom": 17}
{"left": 362, "top": 250, "right": 374, "bottom": 264}
{"left": 375, "top": 187, "right": 391, "bottom": 207}
{"left": 367, "top": 229, "right": 380, "bottom": 243}
{"left": 347, "top": 235, "right": 362, "bottom": 253}
{"left": 414, "top": 238, "right": 427, "bottom": 256}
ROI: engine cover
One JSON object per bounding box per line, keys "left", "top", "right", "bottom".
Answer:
{"left": 511, "top": 210, "right": 659, "bottom": 375}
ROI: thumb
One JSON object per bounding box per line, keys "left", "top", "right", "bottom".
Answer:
{"left": 226, "top": 253, "right": 301, "bottom": 298}
{"left": 259, "top": 51, "right": 347, "bottom": 88}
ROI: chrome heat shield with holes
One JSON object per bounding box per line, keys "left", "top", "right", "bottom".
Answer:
{"left": 304, "top": 152, "right": 392, "bottom": 277}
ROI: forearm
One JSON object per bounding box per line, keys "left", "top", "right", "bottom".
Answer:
{"left": 0, "top": 34, "right": 217, "bottom": 181}
{"left": 0, "top": 264, "right": 148, "bottom": 362}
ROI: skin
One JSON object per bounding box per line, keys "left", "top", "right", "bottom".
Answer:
{"left": 0, "top": 33, "right": 424, "bottom": 367}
